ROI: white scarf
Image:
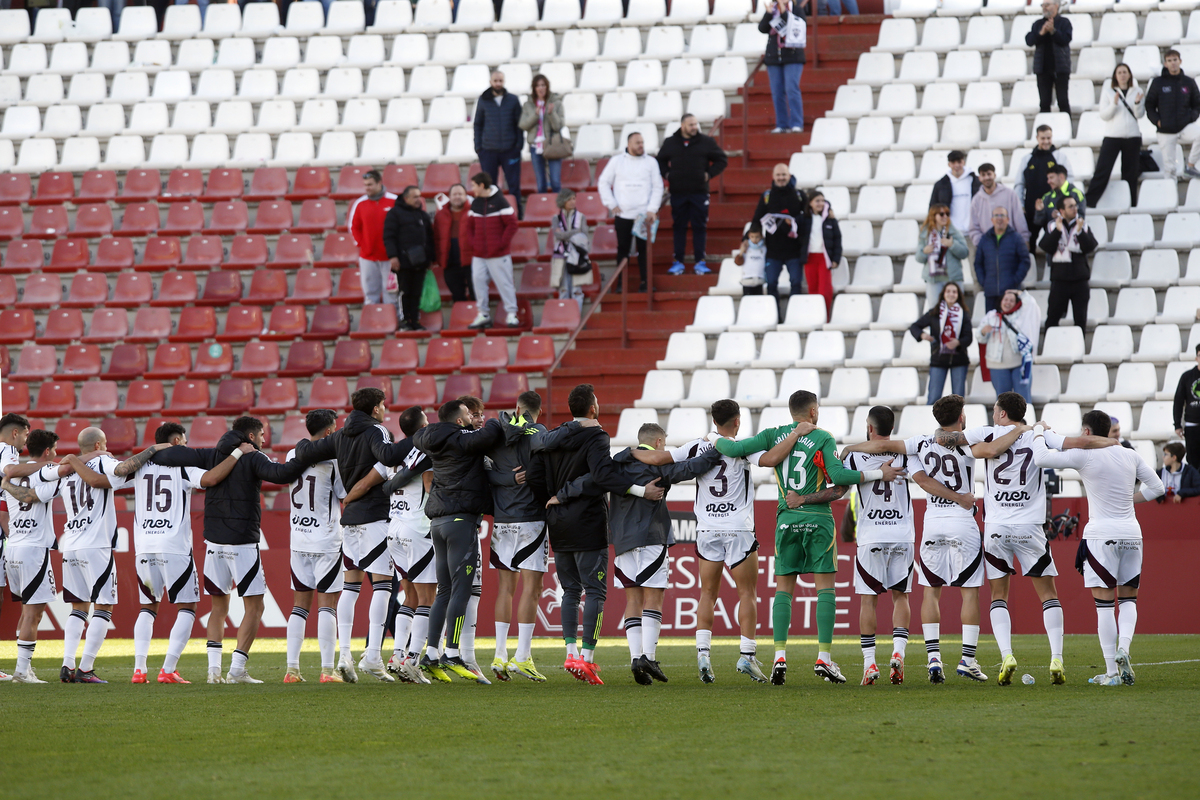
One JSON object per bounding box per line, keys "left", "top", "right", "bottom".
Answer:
{"left": 770, "top": 9, "right": 807, "bottom": 49}
{"left": 760, "top": 212, "right": 798, "bottom": 237}
{"left": 1051, "top": 218, "right": 1086, "bottom": 263}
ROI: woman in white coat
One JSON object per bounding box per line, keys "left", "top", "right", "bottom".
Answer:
{"left": 1086, "top": 63, "right": 1145, "bottom": 207}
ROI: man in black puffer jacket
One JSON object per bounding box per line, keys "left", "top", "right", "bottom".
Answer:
{"left": 474, "top": 70, "right": 523, "bottom": 214}
{"left": 1146, "top": 49, "right": 1200, "bottom": 179}
{"left": 383, "top": 185, "right": 436, "bottom": 332}
{"left": 657, "top": 114, "right": 728, "bottom": 276}
{"left": 752, "top": 163, "right": 810, "bottom": 298}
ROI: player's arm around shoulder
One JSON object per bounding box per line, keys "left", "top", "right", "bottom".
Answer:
{"left": 65, "top": 454, "right": 113, "bottom": 490}
{"left": 1133, "top": 453, "right": 1166, "bottom": 503}
{"left": 754, "top": 422, "right": 814, "bottom": 467}
{"left": 967, "top": 424, "right": 1031, "bottom": 460}
{"left": 200, "top": 443, "right": 256, "bottom": 488}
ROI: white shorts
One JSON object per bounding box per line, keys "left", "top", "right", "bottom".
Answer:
{"left": 0, "top": 539, "right": 6, "bottom": 589}
{"left": 203, "top": 542, "right": 266, "bottom": 598}
{"left": 614, "top": 545, "right": 670, "bottom": 589}
{"left": 5, "top": 544, "right": 55, "bottom": 605}
{"left": 984, "top": 524, "right": 1058, "bottom": 580}
{"left": 489, "top": 521, "right": 549, "bottom": 573}
{"left": 696, "top": 528, "right": 758, "bottom": 570}
{"left": 343, "top": 521, "right": 391, "bottom": 575}
{"left": 1078, "top": 538, "right": 1142, "bottom": 589}
{"left": 854, "top": 542, "right": 915, "bottom": 596}
{"left": 62, "top": 548, "right": 118, "bottom": 605}
{"left": 918, "top": 520, "right": 984, "bottom": 589}
{"left": 290, "top": 550, "right": 344, "bottom": 594}
{"left": 136, "top": 552, "right": 200, "bottom": 605}
{"left": 390, "top": 526, "right": 436, "bottom": 584}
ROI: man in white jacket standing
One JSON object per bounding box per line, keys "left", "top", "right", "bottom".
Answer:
{"left": 598, "top": 132, "right": 664, "bottom": 293}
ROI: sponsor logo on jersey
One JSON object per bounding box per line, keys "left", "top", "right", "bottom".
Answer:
{"left": 994, "top": 491, "right": 1031, "bottom": 503}
{"left": 866, "top": 508, "right": 903, "bottom": 520}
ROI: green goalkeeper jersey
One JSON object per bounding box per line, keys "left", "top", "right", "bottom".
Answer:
{"left": 715, "top": 424, "right": 863, "bottom": 517}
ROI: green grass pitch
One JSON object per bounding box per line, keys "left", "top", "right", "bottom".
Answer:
{"left": 2, "top": 635, "right": 1197, "bottom": 799}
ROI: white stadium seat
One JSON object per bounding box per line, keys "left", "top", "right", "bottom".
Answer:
{"left": 844, "top": 330, "right": 895, "bottom": 369}
{"left": 752, "top": 331, "right": 802, "bottom": 369}
{"left": 1061, "top": 363, "right": 1112, "bottom": 403}
{"left": 1083, "top": 325, "right": 1135, "bottom": 365}
{"left": 635, "top": 370, "right": 685, "bottom": 409}
{"left": 656, "top": 332, "right": 708, "bottom": 371}
{"left": 729, "top": 295, "right": 779, "bottom": 334}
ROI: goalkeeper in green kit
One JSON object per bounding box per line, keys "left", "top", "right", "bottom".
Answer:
{"left": 714, "top": 391, "right": 904, "bottom": 685}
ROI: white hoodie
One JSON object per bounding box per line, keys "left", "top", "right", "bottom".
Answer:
{"left": 598, "top": 150, "right": 664, "bottom": 220}
{"left": 1098, "top": 81, "right": 1145, "bottom": 139}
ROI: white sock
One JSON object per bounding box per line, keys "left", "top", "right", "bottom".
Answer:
{"left": 565, "top": 640, "right": 579, "bottom": 658}
{"left": 393, "top": 606, "right": 414, "bottom": 657}
{"left": 79, "top": 609, "right": 112, "bottom": 672}
{"left": 774, "top": 648, "right": 786, "bottom": 661}
{"left": 163, "top": 609, "right": 194, "bottom": 673}
{"left": 1096, "top": 599, "right": 1118, "bottom": 675}
{"left": 286, "top": 607, "right": 308, "bottom": 669}
{"left": 494, "top": 621, "right": 510, "bottom": 661}
{"left": 445, "top": 646, "right": 460, "bottom": 659}
{"left": 1042, "top": 599, "right": 1064, "bottom": 661}
{"left": 461, "top": 591, "right": 480, "bottom": 665}
{"left": 230, "top": 648, "right": 249, "bottom": 675}
{"left": 892, "top": 627, "right": 909, "bottom": 658}
{"left": 133, "top": 608, "right": 156, "bottom": 672}
{"left": 410, "top": 606, "right": 431, "bottom": 658}
{"left": 365, "top": 579, "right": 391, "bottom": 660}
{"left": 696, "top": 628, "right": 712, "bottom": 655}
{"left": 740, "top": 635, "right": 756, "bottom": 656}
{"left": 1117, "top": 597, "right": 1137, "bottom": 655}
{"left": 318, "top": 607, "right": 337, "bottom": 669}
{"left": 962, "top": 624, "right": 980, "bottom": 664}
{"left": 581, "top": 647, "right": 594, "bottom": 663}
{"left": 338, "top": 582, "right": 360, "bottom": 658}
{"left": 818, "top": 650, "right": 832, "bottom": 664}
{"left": 860, "top": 635, "right": 876, "bottom": 668}
{"left": 624, "top": 617, "right": 643, "bottom": 662}
{"left": 16, "top": 640, "right": 35, "bottom": 675}
{"left": 990, "top": 600, "right": 1013, "bottom": 658}
{"left": 515, "top": 623, "right": 535, "bottom": 663}
{"left": 923, "top": 623, "right": 941, "bottom": 664}
{"left": 641, "top": 609, "right": 662, "bottom": 660}
{"left": 206, "top": 640, "right": 223, "bottom": 672}
{"left": 62, "top": 609, "right": 87, "bottom": 669}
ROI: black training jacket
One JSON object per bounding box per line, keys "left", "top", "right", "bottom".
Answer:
{"left": 656, "top": 130, "right": 728, "bottom": 196}
{"left": 1146, "top": 68, "right": 1200, "bottom": 134}
{"left": 485, "top": 411, "right": 575, "bottom": 524}
{"left": 412, "top": 418, "right": 505, "bottom": 518}
{"left": 1174, "top": 366, "right": 1200, "bottom": 429}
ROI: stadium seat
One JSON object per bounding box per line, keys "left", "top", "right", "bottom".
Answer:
{"left": 26, "top": 205, "right": 69, "bottom": 241}
{"left": 314, "top": 340, "right": 367, "bottom": 378}
{"left": 656, "top": 332, "right": 708, "bottom": 371}
{"left": 370, "top": 340, "right": 419, "bottom": 377}
{"left": 114, "top": 380, "right": 165, "bottom": 419}
{"left": 533, "top": 300, "right": 581, "bottom": 334}
{"left": 249, "top": 378, "right": 298, "bottom": 415}
{"left": 186, "top": 416, "right": 227, "bottom": 449}
{"left": 332, "top": 267, "right": 365, "bottom": 304}
{"left": 509, "top": 335, "right": 555, "bottom": 373}
{"left": 706, "top": 332, "right": 756, "bottom": 370}
{"left": 298, "top": 376, "right": 349, "bottom": 414}
{"left": 11, "top": 345, "right": 57, "bottom": 381}
{"left": 1061, "top": 363, "right": 1112, "bottom": 402}
{"left": 29, "top": 381, "right": 76, "bottom": 418}
{"left": 665, "top": 407, "right": 709, "bottom": 446}
{"left": 169, "top": 306, "right": 217, "bottom": 343}
{"left": 249, "top": 201, "right": 294, "bottom": 235}
{"left": 145, "top": 343, "right": 193, "bottom": 379}
{"left": 55, "top": 345, "right": 104, "bottom": 381}
{"left": 16, "top": 274, "right": 62, "bottom": 309}
{"left": 189, "top": 341, "right": 235, "bottom": 377}
{"left": 134, "top": 237, "right": 183, "bottom": 273}
{"left": 107, "top": 273, "right": 152, "bottom": 308}
{"left": 303, "top": 304, "right": 351, "bottom": 341}
{"left": 845, "top": 330, "right": 896, "bottom": 369}
{"left": 197, "top": 271, "right": 243, "bottom": 306}
{"left": 351, "top": 304, "right": 398, "bottom": 339}
{"left": 158, "top": 202, "right": 205, "bottom": 237}
{"left": 294, "top": 199, "right": 337, "bottom": 233}
{"left": 1082, "top": 325, "right": 1134, "bottom": 365}
{"left": 1158, "top": 287, "right": 1200, "bottom": 324}
{"left": 150, "top": 271, "right": 199, "bottom": 307}
{"left": 1, "top": 381, "right": 28, "bottom": 414}
{"left": 1132, "top": 324, "right": 1183, "bottom": 364}
{"left": 205, "top": 201, "right": 251, "bottom": 236}
{"left": 38, "top": 309, "right": 86, "bottom": 344}
{"left": 441, "top": 374, "right": 483, "bottom": 403}
{"left": 463, "top": 337, "right": 510, "bottom": 373}
{"left": 485, "top": 372, "right": 526, "bottom": 408}
{"left": 244, "top": 270, "right": 288, "bottom": 306}
{"left": 289, "top": 268, "right": 333, "bottom": 304}
{"left": 1037, "top": 326, "right": 1085, "bottom": 365}
{"left": 416, "top": 337, "right": 465, "bottom": 374}
{"left": 104, "top": 344, "right": 149, "bottom": 380}
{"left": 209, "top": 378, "right": 255, "bottom": 416}
{"left": 393, "top": 374, "right": 438, "bottom": 409}
{"left": 224, "top": 235, "right": 268, "bottom": 270}
{"left": 51, "top": 418, "right": 89, "bottom": 454}
{"left": 75, "top": 381, "right": 119, "bottom": 416}
{"left": 233, "top": 342, "right": 281, "bottom": 379}
{"left": 1107, "top": 362, "right": 1159, "bottom": 403}
{"left": 634, "top": 370, "right": 685, "bottom": 409}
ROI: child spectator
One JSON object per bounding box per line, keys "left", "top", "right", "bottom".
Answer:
{"left": 735, "top": 221, "right": 767, "bottom": 295}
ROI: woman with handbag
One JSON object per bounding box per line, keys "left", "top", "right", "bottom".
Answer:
{"left": 1086, "top": 63, "right": 1145, "bottom": 208}
{"left": 551, "top": 189, "right": 591, "bottom": 310}
{"left": 520, "top": 74, "right": 567, "bottom": 194}
{"left": 916, "top": 204, "right": 969, "bottom": 312}
{"left": 909, "top": 281, "right": 973, "bottom": 405}
{"left": 383, "top": 186, "right": 436, "bottom": 332}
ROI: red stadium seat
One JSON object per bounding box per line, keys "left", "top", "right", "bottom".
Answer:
{"left": 30, "top": 381, "right": 75, "bottom": 418}
{"left": 592, "top": 158, "right": 611, "bottom": 186}
{"left": 517, "top": 262, "right": 554, "bottom": 297}
{"left": 300, "top": 377, "right": 348, "bottom": 412}
{"left": 371, "top": 339, "right": 419, "bottom": 375}
{"left": 31, "top": 172, "right": 75, "bottom": 206}
{"left": 331, "top": 166, "right": 369, "bottom": 201}
{"left": 590, "top": 224, "right": 617, "bottom": 259}
{"left": 75, "top": 380, "right": 118, "bottom": 416}
{"left": 315, "top": 234, "right": 357, "bottom": 268}
{"left": 118, "top": 170, "right": 161, "bottom": 204}
{"left": 382, "top": 164, "right": 419, "bottom": 195}
{"left": 187, "top": 416, "right": 226, "bottom": 448}
{"left": 356, "top": 376, "right": 393, "bottom": 408}
{"left": 100, "top": 417, "right": 137, "bottom": 455}
{"left": 136, "top": 236, "right": 183, "bottom": 271}
{"left": 200, "top": 168, "right": 244, "bottom": 202}
{"left": 145, "top": 343, "right": 193, "bottom": 379}
{"left": 273, "top": 414, "right": 309, "bottom": 453}
{"left": 509, "top": 335, "right": 555, "bottom": 373}
{"left": 463, "top": 336, "right": 509, "bottom": 373}
{"left": 197, "top": 271, "right": 243, "bottom": 306}
{"left": 118, "top": 380, "right": 165, "bottom": 417}
{"left": 519, "top": 161, "right": 536, "bottom": 195}
{"left": 53, "top": 418, "right": 89, "bottom": 455}
{"left": 181, "top": 235, "right": 224, "bottom": 271}
{"left": 3, "top": 381, "right": 29, "bottom": 413}
{"left": 574, "top": 191, "right": 607, "bottom": 220}
{"left": 217, "top": 305, "right": 264, "bottom": 342}
{"left": 416, "top": 337, "right": 464, "bottom": 375}
{"left": 55, "top": 344, "right": 103, "bottom": 380}
{"left": 0, "top": 274, "right": 12, "bottom": 305}
{"left": 249, "top": 200, "right": 293, "bottom": 234}
{"left": 140, "top": 416, "right": 181, "bottom": 447}
{"left": 287, "top": 167, "right": 331, "bottom": 201}
{"left": 117, "top": 202, "right": 161, "bottom": 237}
{"left": 442, "top": 374, "right": 482, "bottom": 402}
{"left": 150, "top": 271, "right": 199, "bottom": 307}
{"left": 104, "top": 344, "right": 148, "bottom": 380}
{"left": 561, "top": 159, "right": 591, "bottom": 192}
{"left": 331, "top": 266, "right": 363, "bottom": 304}
{"left": 421, "top": 163, "right": 462, "bottom": 197}
{"left": 0, "top": 207, "right": 22, "bottom": 240}
{"left": 377, "top": 412, "right": 403, "bottom": 440}
{"left": 169, "top": 306, "right": 217, "bottom": 343}
{"left": 28, "top": 205, "right": 70, "bottom": 240}
{"left": 109, "top": 272, "right": 154, "bottom": 307}
{"left": 289, "top": 268, "right": 332, "bottom": 303}
{"left": 233, "top": 341, "right": 281, "bottom": 378}
{"left": 278, "top": 340, "right": 326, "bottom": 377}
{"left": 162, "top": 169, "right": 204, "bottom": 201}
{"left": 11, "top": 344, "right": 57, "bottom": 381}
{"left": 77, "top": 170, "right": 119, "bottom": 204}
{"left": 350, "top": 303, "right": 397, "bottom": 339}
{"left": 394, "top": 374, "right": 438, "bottom": 409}
{"left": 262, "top": 304, "right": 308, "bottom": 341}
{"left": 268, "top": 234, "right": 314, "bottom": 269}
{"left": 205, "top": 201, "right": 250, "bottom": 236}
{"left": 509, "top": 228, "right": 540, "bottom": 263}
{"left": 92, "top": 237, "right": 135, "bottom": 272}
{"left": 0, "top": 173, "right": 32, "bottom": 205}
{"left": 38, "top": 309, "right": 85, "bottom": 344}
{"left": 16, "top": 274, "right": 62, "bottom": 308}
{"left": 159, "top": 201, "right": 206, "bottom": 236}
{"left": 47, "top": 239, "right": 90, "bottom": 273}
{"left": 250, "top": 378, "right": 298, "bottom": 414}
{"left": 302, "top": 304, "right": 349, "bottom": 341}
{"left": 326, "top": 340, "right": 371, "bottom": 376}
{"left": 293, "top": 198, "right": 337, "bottom": 233}
{"left": 522, "top": 194, "right": 558, "bottom": 227}
{"left": 126, "top": 307, "right": 171, "bottom": 344}
{"left": 63, "top": 273, "right": 109, "bottom": 308}
{"left": 396, "top": 309, "right": 442, "bottom": 339}
{"left": 245, "top": 167, "right": 289, "bottom": 201}
{"left": 210, "top": 378, "right": 254, "bottom": 415}
{"left": 533, "top": 299, "right": 580, "bottom": 333}
{"left": 1, "top": 240, "right": 44, "bottom": 273}
{"left": 484, "top": 298, "right": 533, "bottom": 335}
{"left": 224, "top": 234, "right": 268, "bottom": 269}
{"left": 444, "top": 301, "right": 482, "bottom": 337}
{"left": 188, "top": 341, "right": 233, "bottom": 377}
{"left": 244, "top": 269, "right": 287, "bottom": 305}
{"left": 80, "top": 308, "right": 127, "bottom": 344}
{"left": 488, "top": 372, "right": 528, "bottom": 407}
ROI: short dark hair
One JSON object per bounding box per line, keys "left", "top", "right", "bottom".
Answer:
{"left": 1082, "top": 409, "right": 1111, "bottom": 437}
{"left": 517, "top": 391, "right": 542, "bottom": 416}
{"left": 932, "top": 395, "right": 965, "bottom": 428}
{"left": 626, "top": 130, "right": 643, "bottom": 143}
{"left": 398, "top": 405, "right": 426, "bottom": 437}
{"left": 457, "top": 395, "right": 484, "bottom": 414}
{"left": 0, "top": 413, "right": 29, "bottom": 433}
{"left": 155, "top": 421, "right": 187, "bottom": 444}
{"left": 438, "top": 400, "right": 467, "bottom": 423}
{"left": 449, "top": 183, "right": 466, "bottom": 194}
{"left": 25, "top": 429, "right": 58, "bottom": 458}
{"left": 867, "top": 406, "right": 895, "bottom": 437}
{"left": 995, "top": 391, "right": 1027, "bottom": 424}
{"left": 748, "top": 221, "right": 762, "bottom": 234}
{"left": 637, "top": 423, "right": 666, "bottom": 444}
{"left": 232, "top": 416, "right": 264, "bottom": 436}
{"left": 1049, "top": 164, "right": 1068, "bottom": 177}
{"left": 402, "top": 185, "right": 421, "bottom": 199}
{"left": 362, "top": 169, "right": 382, "bottom": 183}
{"left": 788, "top": 390, "right": 818, "bottom": 417}
{"left": 1036, "top": 124, "right": 1052, "bottom": 135}
{"left": 352, "top": 387, "right": 386, "bottom": 414}
{"left": 1196, "top": 343, "right": 1200, "bottom": 354}
{"left": 471, "top": 171, "right": 492, "bottom": 187}
{"left": 680, "top": 113, "right": 696, "bottom": 124}
{"left": 947, "top": 150, "right": 966, "bottom": 163}
{"left": 977, "top": 162, "right": 995, "bottom": 175}
{"left": 711, "top": 399, "right": 740, "bottom": 427}
{"left": 1166, "top": 48, "right": 1182, "bottom": 60}
{"left": 567, "top": 384, "right": 595, "bottom": 418}
{"left": 305, "top": 409, "right": 338, "bottom": 436}
{"left": 1164, "top": 441, "right": 1186, "bottom": 461}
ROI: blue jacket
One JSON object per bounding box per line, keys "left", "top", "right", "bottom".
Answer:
{"left": 474, "top": 88, "right": 523, "bottom": 154}
{"left": 974, "top": 227, "right": 1030, "bottom": 298}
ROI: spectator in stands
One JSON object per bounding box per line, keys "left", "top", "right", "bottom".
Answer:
{"left": 1015, "top": 125, "right": 1064, "bottom": 246}
{"left": 974, "top": 206, "right": 1030, "bottom": 312}
{"left": 349, "top": 169, "right": 398, "bottom": 309}
{"left": 1037, "top": 196, "right": 1096, "bottom": 330}
{"left": 930, "top": 151, "right": 980, "bottom": 243}
{"left": 1173, "top": 344, "right": 1200, "bottom": 465}
{"left": 968, "top": 163, "right": 1027, "bottom": 248}
{"left": 383, "top": 186, "right": 435, "bottom": 332}
{"left": 1159, "top": 442, "right": 1200, "bottom": 503}
{"left": 1087, "top": 64, "right": 1146, "bottom": 208}
{"left": 1034, "top": 165, "right": 1085, "bottom": 228}
{"left": 520, "top": 74, "right": 564, "bottom": 195}
{"left": 821, "top": 0, "right": 859, "bottom": 14}
{"left": 917, "top": 204, "right": 969, "bottom": 312}
{"left": 759, "top": 0, "right": 808, "bottom": 134}
{"left": 659, "top": 114, "right": 727, "bottom": 277}
{"left": 805, "top": 190, "right": 841, "bottom": 319}
{"left": 1026, "top": 1, "right": 1073, "bottom": 116}
{"left": 551, "top": 189, "right": 589, "bottom": 310}
{"left": 464, "top": 171, "right": 520, "bottom": 329}
{"left": 598, "top": 131, "right": 663, "bottom": 294}
{"left": 1107, "top": 417, "right": 1135, "bottom": 450}
{"left": 979, "top": 289, "right": 1040, "bottom": 404}
{"left": 98, "top": 0, "right": 124, "bottom": 29}
{"left": 1145, "top": 49, "right": 1200, "bottom": 180}
{"left": 433, "top": 183, "right": 475, "bottom": 304}
{"left": 909, "top": 282, "right": 973, "bottom": 405}
{"left": 474, "top": 70, "right": 524, "bottom": 217}
{"left": 176, "top": 0, "right": 210, "bottom": 26}
{"left": 735, "top": 221, "right": 768, "bottom": 295}
{"left": 751, "top": 163, "right": 810, "bottom": 301}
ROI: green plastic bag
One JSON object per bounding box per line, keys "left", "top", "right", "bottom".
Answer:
{"left": 419, "top": 269, "right": 442, "bottom": 314}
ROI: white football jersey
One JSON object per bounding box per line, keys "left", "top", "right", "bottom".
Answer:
{"left": 380, "top": 447, "right": 432, "bottom": 538}
{"left": 674, "top": 438, "right": 758, "bottom": 531}
{"left": 844, "top": 451, "right": 913, "bottom": 544}
{"left": 60, "top": 454, "right": 131, "bottom": 551}
{"left": 905, "top": 435, "right": 977, "bottom": 523}
{"left": 965, "top": 425, "right": 1046, "bottom": 526}
{"left": 285, "top": 449, "right": 346, "bottom": 554}
{"left": 4, "top": 463, "right": 62, "bottom": 547}
{"left": 0, "top": 442, "right": 19, "bottom": 513}
{"left": 133, "top": 463, "right": 207, "bottom": 556}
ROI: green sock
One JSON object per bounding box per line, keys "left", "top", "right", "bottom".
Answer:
{"left": 772, "top": 591, "right": 793, "bottom": 649}
{"left": 816, "top": 588, "right": 836, "bottom": 651}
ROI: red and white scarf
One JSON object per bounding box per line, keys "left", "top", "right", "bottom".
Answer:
{"left": 938, "top": 300, "right": 963, "bottom": 355}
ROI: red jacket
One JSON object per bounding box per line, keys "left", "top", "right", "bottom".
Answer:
{"left": 348, "top": 192, "right": 396, "bottom": 261}
{"left": 462, "top": 187, "right": 517, "bottom": 260}
{"left": 433, "top": 204, "right": 474, "bottom": 267}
